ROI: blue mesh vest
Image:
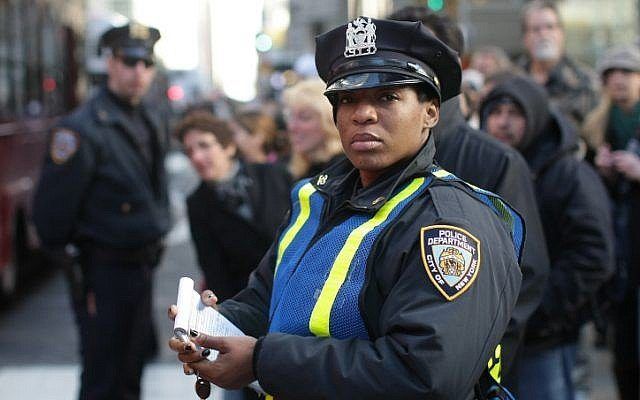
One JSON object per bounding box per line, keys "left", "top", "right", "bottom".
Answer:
{"left": 267, "top": 167, "right": 524, "bottom": 341}
{"left": 268, "top": 177, "right": 431, "bottom": 339}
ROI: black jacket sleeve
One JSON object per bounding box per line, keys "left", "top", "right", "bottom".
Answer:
{"left": 33, "top": 126, "right": 96, "bottom": 249}
{"left": 436, "top": 123, "right": 550, "bottom": 374}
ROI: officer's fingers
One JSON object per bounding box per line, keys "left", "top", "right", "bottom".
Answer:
{"left": 183, "top": 363, "right": 195, "bottom": 375}
{"left": 178, "top": 347, "right": 211, "bottom": 364}
{"left": 192, "top": 333, "right": 228, "bottom": 352}
{"left": 200, "top": 290, "right": 218, "bottom": 309}
{"left": 167, "top": 304, "right": 178, "bottom": 320}
{"left": 188, "top": 359, "right": 218, "bottom": 382}
{"left": 168, "top": 337, "right": 196, "bottom": 353}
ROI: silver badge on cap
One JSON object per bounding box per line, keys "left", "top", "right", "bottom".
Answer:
{"left": 344, "top": 17, "right": 376, "bottom": 58}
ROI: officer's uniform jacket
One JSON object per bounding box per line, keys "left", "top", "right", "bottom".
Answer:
{"left": 433, "top": 97, "right": 550, "bottom": 375}
{"left": 34, "top": 87, "right": 171, "bottom": 250}
{"left": 219, "top": 137, "right": 524, "bottom": 399}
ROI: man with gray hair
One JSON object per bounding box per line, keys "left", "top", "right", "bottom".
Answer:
{"left": 516, "top": 0, "right": 599, "bottom": 125}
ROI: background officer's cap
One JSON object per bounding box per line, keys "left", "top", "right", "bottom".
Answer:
{"left": 315, "top": 17, "right": 461, "bottom": 102}
{"left": 99, "top": 22, "right": 161, "bottom": 62}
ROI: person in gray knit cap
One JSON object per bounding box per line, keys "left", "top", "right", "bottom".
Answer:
{"left": 582, "top": 44, "right": 640, "bottom": 400}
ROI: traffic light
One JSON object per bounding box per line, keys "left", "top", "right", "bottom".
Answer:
{"left": 427, "top": 0, "right": 444, "bottom": 12}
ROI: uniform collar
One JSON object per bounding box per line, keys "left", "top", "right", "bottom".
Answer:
{"left": 92, "top": 86, "right": 155, "bottom": 126}
{"left": 312, "top": 134, "right": 436, "bottom": 212}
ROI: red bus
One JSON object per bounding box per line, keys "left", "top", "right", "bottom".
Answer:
{"left": 0, "top": 0, "right": 83, "bottom": 299}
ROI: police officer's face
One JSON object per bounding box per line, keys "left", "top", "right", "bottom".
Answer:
{"left": 107, "top": 55, "right": 156, "bottom": 104}
{"left": 484, "top": 103, "right": 527, "bottom": 148}
{"left": 523, "top": 8, "right": 564, "bottom": 62}
{"left": 182, "top": 129, "right": 237, "bottom": 182}
{"left": 335, "top": 85, "right": 439, "bottom": 187}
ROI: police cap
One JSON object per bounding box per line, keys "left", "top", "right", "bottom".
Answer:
{"left": 315, "top": 17, "right": 461, "bottom": 102}
{"left": 99, "top": 22, "right": 161, "bottom": 62}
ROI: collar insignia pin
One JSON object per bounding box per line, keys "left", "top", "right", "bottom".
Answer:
{"left": 317, "top": 174, "right": 328, "bottom": 186}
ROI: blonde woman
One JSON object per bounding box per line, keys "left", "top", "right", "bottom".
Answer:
{"left": 282, "top": 78, "right": 344, "bottom": 179}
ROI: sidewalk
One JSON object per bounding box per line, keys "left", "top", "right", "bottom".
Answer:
{"left": 0, "top": 363, "right": 228, "bottom": 399}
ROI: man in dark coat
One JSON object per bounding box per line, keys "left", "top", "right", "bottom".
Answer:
{"left": 33, "top": 23, "right": 170, "bottom": 400}
{"left": 479, "top": 75, "right": 614, "bottom": 399}
{"left": 388, "top": 6, "right": 551, "bottom": 383}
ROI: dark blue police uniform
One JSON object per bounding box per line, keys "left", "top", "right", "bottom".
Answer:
{"left": 33, "top": 23, "right": 170, "bottom": 400}
{"left": 215, "top": 17, "right": 524, "bottom": 399}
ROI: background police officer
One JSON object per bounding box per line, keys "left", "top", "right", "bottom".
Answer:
{"left": 169, "top": 17, "right": 523, "bottom": 399}
{"left": 33, "top": 22, "right": 171, "bottom": 400}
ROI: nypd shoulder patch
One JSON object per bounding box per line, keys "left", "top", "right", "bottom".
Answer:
{"left": 420, "top": 225, "right": 481, "bottom": 301}
{"left": 50, "top": 129, "right": 79, "bottom": 165}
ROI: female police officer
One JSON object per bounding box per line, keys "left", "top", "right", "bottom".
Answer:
{"left": 170, "top": 17, "right": 523, "bottom": 399}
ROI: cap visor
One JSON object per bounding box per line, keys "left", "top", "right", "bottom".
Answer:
{"left": 325, "top": 72, "right": 425, "bottom": 93}
{"left": 118, "top": 47, "right": 153, "bottom": 61}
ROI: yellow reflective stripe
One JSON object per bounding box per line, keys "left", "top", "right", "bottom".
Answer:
{"left": 275, "top": 182, "right": 316, "bottom": 274}
{"left": 488, "top": 344, "right": 502, "bottom": 383}
{"left": 265, "top": 395, "right": 274, "bottom": 400}
{"left": 309, "top": 178, "right": 425, "bottom": 336}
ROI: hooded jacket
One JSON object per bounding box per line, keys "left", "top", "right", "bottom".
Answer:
{"left": 480, "top": 76, "right": 615, "bottom": 346}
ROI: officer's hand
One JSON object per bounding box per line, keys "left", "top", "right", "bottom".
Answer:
{"left": 167, "top": 290, "right": 220, "bottom": 373}
{"left": 613, "top": 150, "right": 640, "bottom": 182}
{"left": 187, "top": 334, "right": 257, "bottom": 390}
